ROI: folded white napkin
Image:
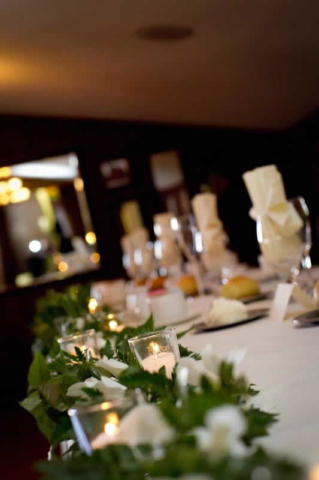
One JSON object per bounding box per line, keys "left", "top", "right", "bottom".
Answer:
{"left": 243, "top": 165, "right": 302, "bottom": 236}
{"left": 243, "top": 165, "right": 303, "bottom": 264}
{"left": 153, "top": 212, "right": 181, "bottom": 268}
{"left": 191, "top": 193, "right": 227, "bottom": 268}
{"left": 120, "top": 201, "right": 143, "bottom": 234}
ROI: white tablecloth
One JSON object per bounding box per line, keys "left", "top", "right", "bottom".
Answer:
{"left": 179, "top": 296, "right": 319, "bottom": 467}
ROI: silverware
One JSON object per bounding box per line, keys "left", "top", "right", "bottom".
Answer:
{"left": 194, "top": 308, "right": 269, "bottom": 334}
{"left": 293, "top": 310, "right": 319, "bottom": 328}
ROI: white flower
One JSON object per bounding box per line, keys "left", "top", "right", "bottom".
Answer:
{"left": 177, "top": 356, "right": 219, "bottom": 388}
{"left": 176, "top": 344, "right": 247, "bottom": 388}
{"left": 66, "top": 376, "right": 126, "bottom": 399}
{"left": 95, "top": 355, "right": 128, "bottom": 377}
{"left": 116, "top": 404, "right": 175, "bottom": 447}
{"left": 91, "top": 404, "right": 175, "bottom": 450}
{"left": 76, "top": 317, "right": 85, "bottom": 330}
{"left": 193, "top": 405, "right": 247, "bottom": 459}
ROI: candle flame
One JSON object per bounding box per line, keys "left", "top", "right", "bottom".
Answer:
{"left": 149, "top": 341, "right": 160, "bottom": 354}
{"left": 88, "top": 298, "right": 98, "bottom": 314}
{"left": 104, "top": 412, "right": 119, "bottom": 437}
{"left": 109, "top": 320, "right": 118, "bottom": 331}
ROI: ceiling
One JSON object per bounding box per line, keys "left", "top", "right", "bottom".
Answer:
{"left": 0, "top": 0, "right": 318, "bottom": 129}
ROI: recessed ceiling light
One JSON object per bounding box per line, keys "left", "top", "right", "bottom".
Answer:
{"left": 135, "top": 24, "right": 194, "bottom": 42}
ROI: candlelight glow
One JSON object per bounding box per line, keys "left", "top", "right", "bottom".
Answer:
{"left": 149, "top": 341, "right": 160, "bottom": 354}
{"left": 0, "top": 167, "right": 11, "bottom": 179}
{"left": 309, "top": 465, "right": 319, "bottom": 480}
{"left": 10, "top": 186, "right": 31, "bottom": 203}
{"left": 74, "top": 177, "right": 84, "bottom": 192}
{"left": 54, "top": 254, "right": 62, "bottom": 265}
{"left": 58, "top": 261, "right": 68, "bottom": 273}
{"left": 109, "top": 320, "right": 118, "bottom": 331}
{"left": 107, "top": 314, "right": 114, "bottom": 319}
{"left": 90, "top": 252, "right": 100, "bottom": 263}
{"left": 0, "top": 182, "right": 7, "bottom": 194}
{"left": 104, "top": 412, "right": 119, "bottom": 437}
{"left": 8, "top": 177, "right": 22, "bottom": 192}
{"left": 0, "top": 194, "right": 9, "bottom": 205}
{"left": 85, "top": 231, "right": 96, "bottom": 245}
{"left": 29, "top": 240, "right": 41, "bottom": 253}
{"left": 88, "top": 297, "right": 98, "bottom": 314}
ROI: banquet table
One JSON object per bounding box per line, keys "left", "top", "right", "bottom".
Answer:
{"left": 178, "top": 296, "right": 319, "bottom": 467}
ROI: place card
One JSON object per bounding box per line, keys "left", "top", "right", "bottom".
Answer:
{"left": 270, "top": 283, "right": 316, "bottom": 322}
{"left": 270, "top": 283, "right": 294, "bottom": 322}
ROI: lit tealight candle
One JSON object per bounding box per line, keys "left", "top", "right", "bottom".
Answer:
{"left": 128, "top": 328, "right": 180, "bottom": 380}
{"left": 90, "top": 412, "right": 119, "bottom": 450}
{"left": 141, "top": 341, "right": 176, "bottom": 379}
{"left": 88, "top": 298, "right": 98, "bottom": 315}
{"left": 58, "top": 329, "right": 99, "bottom": 358}
{"left": 109, "top": 319, "right": 118, "bottom": 331}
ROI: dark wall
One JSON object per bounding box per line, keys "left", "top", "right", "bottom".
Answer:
{"left": 0, "top": 114, "right": 285, "bottom": 274}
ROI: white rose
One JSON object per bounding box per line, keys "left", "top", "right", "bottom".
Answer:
{"left": 177, "top": 344, "right": 247, "bottom": 388}
{"left": 193, "top": 405, "right": 247, "bottom": 459}
{"left": 95, "top": 356, "right": 128, "bottom": 377}
{"left": 91, "top": 404, "right": 175, "bottom": 450}
{"left": 67, "top": 376, "right": 126, "bottom": 399}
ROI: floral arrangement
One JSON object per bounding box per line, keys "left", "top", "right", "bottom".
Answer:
{"left": 31, "top": 283, "right": 111, "bottom": 356}
{"left": 21, "top": 284, "right": 303, "bottom": 479}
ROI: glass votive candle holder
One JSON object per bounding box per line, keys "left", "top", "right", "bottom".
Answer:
{"left": 128, "top": 327, "right": 180, "bottom": 379}
{"left": 68, "top": 395, "right": 137, "bottom": 454}
{"left": 57, "top": 329, "right": 100, "bottom": 358}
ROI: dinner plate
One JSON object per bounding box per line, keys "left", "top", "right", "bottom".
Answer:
{"left": 293, "top": 310, "right": 319, "bottom": 328}
{"left": 241, "top": 292, "right": 270, "bottom": 304}
{"left": 194, "top": 308, "right": 269, "bottom": 334}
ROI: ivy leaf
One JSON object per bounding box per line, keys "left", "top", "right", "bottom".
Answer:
{"left": 20, "top": 390, "right": 42, "bottom": 413}
{"left": 177, "top": 325, "right": 194, "bottom": 339}
{"left": 80, "top": 387, "right": 104, "bottom": 399}
{"left": 243, "top": 408, "right": 278, "bottom": 444}
{"left": 179, "top": 344, "right": 201, "bottom": 360}
{"left": 77, "top": 361, "right": 102, "bottom": 382}
{"left": 100, "top": 339, "right": 115, "bottom": 359}
{"left": 28, "top": 352, "right": 51, "bottom": 390}
{"left": 31, "top": 402, "right": 57, "bottom": 440}
{"left": 119, "top": 365, "right": 174, "bottom": 403}
{"left": 50, "top": 415, "right": 75, "bottom": 447}
{"left": 74, "top": 347, "right": 86, "bottom": 361}
{"left": 39, "top": 376, "right": 77, "bottom": 411}
{"left": 248, "top": 385, "right": 260, "bottom": 397}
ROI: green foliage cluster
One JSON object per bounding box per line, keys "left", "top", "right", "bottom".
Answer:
{"left": 20, "top": 285, "right": 303, "bottom": 479}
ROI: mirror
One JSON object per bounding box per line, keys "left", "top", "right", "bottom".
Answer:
{"left": 0, "top": 153, "right": 100, "bottom": 290}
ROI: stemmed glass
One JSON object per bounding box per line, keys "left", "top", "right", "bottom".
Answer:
{"left": 291, "top": 197, "right": 312, "bottom": 270}
{"left": 256, "top": 196, "right": 311, "bottom": 283}
{"left": 122, "top": 241, "right": 154, "bottom": 282}
{"left": 171, "top": 214, "right": 204, "bottom": 292}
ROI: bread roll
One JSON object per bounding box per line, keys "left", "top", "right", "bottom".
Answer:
{"left": 220, "top": 276, "right": 260, "bottom": 300}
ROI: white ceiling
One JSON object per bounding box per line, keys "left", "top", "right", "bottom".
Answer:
{"left": 0, "top": 0, "right": 318, "bottom": 129}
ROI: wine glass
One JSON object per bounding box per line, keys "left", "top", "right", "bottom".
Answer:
{"left": 256, "top": 197, "right": 311, "bottom": 282}
{"left": 153, "top": 220, "right": 182, "bottom": 279}
{"left": 290, "top": 197, "right": 312, "bottom": 270}
{"left": 170, "top": 214, "right": 205, "bottom": 293}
